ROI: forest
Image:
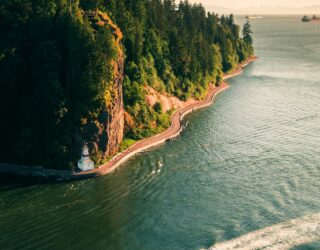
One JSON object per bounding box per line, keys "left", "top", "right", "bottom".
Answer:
{"left": 0, "top": 0, "right": 253, "bottom": 169}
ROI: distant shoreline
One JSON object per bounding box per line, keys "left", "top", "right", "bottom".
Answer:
{"left": 0, "top": 56, "right": 257, "bottom": 181}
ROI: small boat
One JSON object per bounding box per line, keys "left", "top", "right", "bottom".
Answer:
{"left": 246, "top": 15, "right": 263, "bottom": 20}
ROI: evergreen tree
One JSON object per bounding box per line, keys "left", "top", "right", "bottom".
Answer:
{"left": 243, "top": 20, "right": 253, "bottom": 45}
{"left": 0, "top": 0, "right": 254, "bottom": 169}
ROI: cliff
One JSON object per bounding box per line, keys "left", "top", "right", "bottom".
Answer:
{"left": 86, "top": 11, "right": 124, "bottom": 162}
{"left": 0, "top": 1, "right": 254, "bottom": 170}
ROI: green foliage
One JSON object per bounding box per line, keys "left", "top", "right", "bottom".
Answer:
{"left": 153, "top": 102, "right": 163, "bottom": 113}
{"left": 0, "top": 0, "right": 254, "bottom": 169}
{"left": 123, "top": 77, "right": 145, "bottom": 107}
{"left": 212, "top": 44, "right": 223, "bottom": 86}
{"left": 156, "top": 113, "right": 171, "bottom": 129}
{"left": 242, "top": 20, "right": 254, "bottom": 58}
{"left": 0, "top": 0, "right": 117, "bottom": 169}
{"left": 119, "top": 138, "right": 137, "bottom": 152}
{"left": 243, "top": 20, "right": 253, "bottom": 45}
{"left": 115, "top": 0, "right": 253, "bottom": 145}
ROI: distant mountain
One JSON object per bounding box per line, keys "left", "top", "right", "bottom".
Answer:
{"left": 205, "top": 5, "right": 320, "bottom": 15}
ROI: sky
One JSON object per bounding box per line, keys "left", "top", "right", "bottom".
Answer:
{"left": 189, "top": 0, "right": 320, "bottom": 8}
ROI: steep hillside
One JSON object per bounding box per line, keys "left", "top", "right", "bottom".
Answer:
{"left": 85, "top": 11, "right": 124, "bottom": 161}
{"left": 0, "top": 1, "right": 127, "bottom": 169}
{"left": 0, "top": 0, "right": 254, "bottom": 170}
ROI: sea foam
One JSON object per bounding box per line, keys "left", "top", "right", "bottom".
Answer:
{"left": 209, "top": 213, "right": 320, "bottom": 250}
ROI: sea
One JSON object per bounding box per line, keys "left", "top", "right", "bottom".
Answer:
{"left": 0, "top": 16, "right": 319, "bottom": 250}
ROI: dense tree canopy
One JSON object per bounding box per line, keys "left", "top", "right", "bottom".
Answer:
{"left": 104, "top": 0, "right": 253, "bottom": 93}
{"left": 0, "top": 0, "right": 254, "bottom": 169}
{"left": 103, "top": 0, "right": 254, "bottom": 140}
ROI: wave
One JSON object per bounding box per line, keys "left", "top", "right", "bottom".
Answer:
{"left": 209, "top": 213, "right": 320, "bottom": 250}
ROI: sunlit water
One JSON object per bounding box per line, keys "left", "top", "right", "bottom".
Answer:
{"left": 0, "top": 16, "right": 319, "bottom": 250}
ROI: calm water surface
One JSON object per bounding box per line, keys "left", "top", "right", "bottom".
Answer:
{"left": 1, "top": 16, "right": 320, "bottom": 250}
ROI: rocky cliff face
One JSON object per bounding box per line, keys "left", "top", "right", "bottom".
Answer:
{"left": 145, "top": 86, "right": 197, "bottom": 113}
{"left": 104, "top": 47, "right": 124, "bottom": 158}
{"left": 86, "top": 11, "right": 124, "bottom": 162}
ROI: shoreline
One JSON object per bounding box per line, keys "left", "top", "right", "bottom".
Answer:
{"left": 0, "top": 56, "right": 257, "bottom": 181}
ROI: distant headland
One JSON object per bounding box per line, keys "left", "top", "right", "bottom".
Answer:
{"left": 302, "top": 15, "right": 320, "bottom": 22}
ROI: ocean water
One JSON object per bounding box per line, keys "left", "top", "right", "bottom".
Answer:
{"left": 0, "top": 16, "right": 319, "bottom": 250}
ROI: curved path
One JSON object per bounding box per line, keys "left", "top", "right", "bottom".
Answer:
{"left": 0, "top": 57, "right": 257, "bottom": 180}
{"left": 79, "top": 82, "right": 230, "bottom": 177}
{"left": 75, "top": 56, "right": 257, "bottom": 178}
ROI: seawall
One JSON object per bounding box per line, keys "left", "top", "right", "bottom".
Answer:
{"left": 0, "top": 57, "right": 257, "bottom": 181}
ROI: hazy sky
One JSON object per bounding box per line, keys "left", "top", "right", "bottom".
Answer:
{"left": 189, "top": 0, "right": 320, "bottom": 8}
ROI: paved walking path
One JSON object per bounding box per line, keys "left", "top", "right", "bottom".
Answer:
{"left": 0, "top": 57, "right": 257, "bottom": 180}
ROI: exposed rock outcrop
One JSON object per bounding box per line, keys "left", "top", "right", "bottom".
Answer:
{"left": 86, "top": 11, "right": 124, "bottom": 162}
{"left": 104, "top": 48, "right": 124, "bottom": 158}
{"left": 145, "top": 86, "right": 197, "bottom": 113}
